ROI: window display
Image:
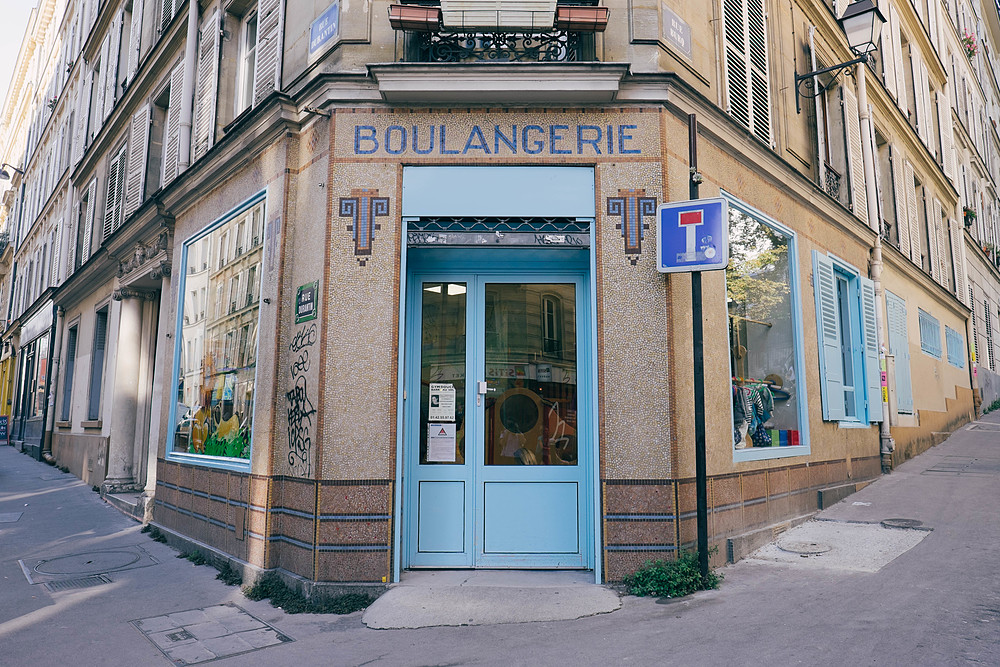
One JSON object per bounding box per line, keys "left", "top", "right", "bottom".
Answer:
{"left": 170, "top": 199, "right": 264, "bottom": 462}
{"left": 726, "top": 204, "right": 801, "bottom": 450}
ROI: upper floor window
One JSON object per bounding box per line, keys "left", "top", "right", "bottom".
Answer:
{"left": 237, "top": 11, "right": 258, "bottom": 114}
{"left": 721, "top": 0, "right": 772, "bottom": 145}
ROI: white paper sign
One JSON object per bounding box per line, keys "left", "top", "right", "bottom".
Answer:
{"left": 428, "top": 383, "right": 457, "bottom": 422}
{"left": 427, "top": 423, "right": 457, "bottom": 463}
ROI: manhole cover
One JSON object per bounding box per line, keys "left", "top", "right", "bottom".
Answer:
{"left": 34, "top": 550, "right": 141, "bottom": 576}
{"left": 777, "top": 540, "right": 831, "bottom": 555}
{"left": 881, "top": 518, "right": 923, "bottom": 530}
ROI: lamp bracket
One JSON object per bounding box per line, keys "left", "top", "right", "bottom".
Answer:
{"left": 794, "top": 54, "right": 870, "bottom": 114}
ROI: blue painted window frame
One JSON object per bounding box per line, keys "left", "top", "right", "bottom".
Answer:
{"left": 164, "top": 192, "right": 268, "bottom": 472}
{"left": 812, "top": 251, "right": 882, "bottom": 424}
{"left": 918, "top": 308, "right": 943, "bottom": 359}
{"left": 945, "top": 326, "right": 965, "bottom": 368}
{"left": 722, "top": 193, "right": 810, "bottom": 462}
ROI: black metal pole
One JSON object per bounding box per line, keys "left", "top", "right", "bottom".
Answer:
{"left": 689, "top": 113, "right": 709, "bottom": 583}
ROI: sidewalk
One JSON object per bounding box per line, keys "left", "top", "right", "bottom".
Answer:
{"left": 2, "top": 414, "right": 999, "bottom": 666}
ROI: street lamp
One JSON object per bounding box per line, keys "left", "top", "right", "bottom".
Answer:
{"left": 0, "top": 163, "right": 24, "bottom": 180}
{"left": 793, "top": 0, "right": 886, "bottom": 112}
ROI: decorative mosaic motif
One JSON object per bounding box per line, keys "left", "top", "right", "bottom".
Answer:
{"left": 339, "top": 188, "right": 390, "bottom": 266}
{"left": 607, "top": 189, "right": 657, "bottom": 265}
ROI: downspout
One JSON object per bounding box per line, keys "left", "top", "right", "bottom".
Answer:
{"left": 41, "top": 305, "right": 64, "bottom": 463}
{"left": 178, "top": 0, "right": 199, "bottom": 172}
{"left": 856, "top": 62, "right": 895, "bottom": 471}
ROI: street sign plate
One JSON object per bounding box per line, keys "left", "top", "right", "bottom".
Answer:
{"left": 655, "top": 198, "right": 729, "bottom": 273}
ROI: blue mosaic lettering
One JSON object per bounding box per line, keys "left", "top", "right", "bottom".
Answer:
{"left": 549, "top": 125, "right": 571, "bottom": 154}
{"left": 463, "top": 125, "right": 491, "bottom": 154}
{"left": 607, "top": 125, "right": 614, "bottom": 154}
{"left": 385, "top": 126, "right": 407, "bottom": 155}
{"left": 412, "top": 125, "right": 434, "bottom": 154}
{"left": 618, "top": 124, "right": 640, "bottom": 154}
{"left": 495, "top": 125, "right": 517, "bottom": 154}
{"left": 440, "top": 125, "right": 460, "bottom": 154}
{"left": 522, "top": 125, "right": 544, "bottom": 154}
{"left": 577, "top": 125, "right": 602, "bottom": 154}
{"left": 355, "top": 125, "right": 378, "bottom": 154}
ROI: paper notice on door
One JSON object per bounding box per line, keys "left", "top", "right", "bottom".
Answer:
{"left": 427, "top": 423, "right": 457, "bottom": 463}
{"left": 428, "top": 383, "right": 456, "bottom": 422}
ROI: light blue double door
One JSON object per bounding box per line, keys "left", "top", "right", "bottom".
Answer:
{"left": 404, "top": 269, "right": 591, "bottom": 568}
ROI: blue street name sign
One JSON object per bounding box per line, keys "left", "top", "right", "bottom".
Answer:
{"left": 655, "top": 197, "right": 729, "bottom": 273}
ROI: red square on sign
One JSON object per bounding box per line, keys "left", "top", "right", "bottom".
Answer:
{"left": 679, "top": 210, "right": 703, "bottom": 226}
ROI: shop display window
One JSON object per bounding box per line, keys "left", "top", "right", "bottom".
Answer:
{"left": 168, "top": 198, "right": 265, "bottom": 464}
{"left": 726, "top": 201, "right": 806, "bottom": 455}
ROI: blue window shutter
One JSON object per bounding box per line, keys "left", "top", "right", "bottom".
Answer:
{"left": 885, "top": 291, "right": 913, "bottom": 413}
{"left": 945, "top": 326, "right": 965, "bottom": 368}
{"left": 813, "top": 251, "right": 846, "bottom": 420}
{"left": 859, "top": 276, "right": 883, "bottom": 422}
{"left": 918, "top": 309, "right": 942, "bottom": 359}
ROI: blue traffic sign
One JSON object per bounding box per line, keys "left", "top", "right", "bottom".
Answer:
{"left": 655, "top": 198, "right": 729, "bottom": 273}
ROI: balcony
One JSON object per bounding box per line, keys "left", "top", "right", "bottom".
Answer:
{"left": 377, "top": 2, "right": 624, "bottom": 104}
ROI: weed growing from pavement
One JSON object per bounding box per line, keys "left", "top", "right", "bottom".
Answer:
{"left": 983, "top": 398, "right": 1000, "bottom": 414}
{"left": 178, "top": 550, "right": 209, "bottom": 566}
{"left": 243, "top": 572, "right": 373, "bottom": 614}
{"left": 623, "top": 550, "right": 722, "bottom": 598}
{"left": 216, "top": 561, "right": 243, "bottom": 586}
{"left": 140, "top": 525, "right": 169, "bottom": 543}
{"left": 57, "top": 465, "right": 70, "bottom": 473}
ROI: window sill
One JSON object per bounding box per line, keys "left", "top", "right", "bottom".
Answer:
{"left": 55, "top": 420, "right": 71, "bottom": 429}
{"left": 733, "top": 445, "right": 810, "bottom": 462}
{"left": 81, "top": 419, "right": 102, "bottom": 429}
{"left": 165, "top": 451, "right": 251, "bottom": 472}
{"left": 836, "top": 420, "right": 871, "bottom": 429}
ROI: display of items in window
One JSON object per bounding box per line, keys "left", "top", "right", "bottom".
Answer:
{"left": 726, "top": 206, "right": 800, "bottom": 449}
{"left": 172, "top": 201, "right": 264, "bottom": 460}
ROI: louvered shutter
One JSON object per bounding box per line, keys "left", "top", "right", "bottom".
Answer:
{"left": 253, "top": 0, "right": 285, "bottom": 107}
{"left": 193, "top": 8, "right": 221, "bottom": 161}
{"left": 951, "top": 217, "right": 966, "bottom": 301}
{"left": 885, "top": 290, "right": 913, "bottom": 413}
{"left": 927, "top": 0, "right": 938, "bottom": 50}
{"left": 859, "top": 276, "right": 882, "bottom": 422}
{"left": 843, "top": 86, "right": 868, "bottom": 227}
{"left": 890, "top": 5, "right": 907, "bottom": 118}
{"left": 82, "top": 178, "right": 97, "bottom": 262}
{"left": 161, "top": 0, "right": 176, "bottom": 33}
{"left": 882, "top": 7, "right": 898, "bottom": 101}
{"left": 904, "top": 161, "right": 921, "bottom": 265}
{"left": 927, "top": 198, "right": 940, "bottom": 281}
{"left": 103, "top": 144, "right": 128, "bottom": 240}
{"left": 103, "top": 13, "right": 123, "bottom": 120}
{"left": 813, "top": 251, "right": 847, "bottom": 421}
{"left": 722, "top": 0, "right": 771, "bottom": 145}
{"left": 52, "top": 219, "right": 63, "bottom": 286}
{"left": 95, "top": 34, "right": 110, "bottom": 128}
{"left": 128, "top": 0, "right": 143, "bottom": 80}
{"left": 124, "top": 105, "right": 150, "bottom": 217}
{"left": 939, "top": 86, "right": 956, "bottom": 178}
{"left": 162, "top": 63, "right": 185, "bottom": 185}
{"left": 934, "top": 199, "right": 948, "bottom": 286}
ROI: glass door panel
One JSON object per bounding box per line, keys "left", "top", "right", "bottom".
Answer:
{"left": 482, "top": 283, "right": 577, "bottom": 466}
{"left": 419, "top": 282, "right": 467, "bottom": 465}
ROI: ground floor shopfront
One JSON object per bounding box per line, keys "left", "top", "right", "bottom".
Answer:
{"left": 147, "top": 103, "right": 973, "bottom": 590}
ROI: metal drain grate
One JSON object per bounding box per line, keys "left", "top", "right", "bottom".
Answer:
{"left": 968, "top": 422, "right": 1000, "bottom": 431}
{"left": 44, "top": 574, "right": 112, "bottom": 592}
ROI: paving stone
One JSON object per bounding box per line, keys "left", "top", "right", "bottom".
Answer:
{"left": 167, "top": 609, "right": 211, "bottom": 626}
{"left": 134, "top": 615, "right": 177, "bottom": 634}
{"left": 238, "top": 627, "right": 288, "bottom": 649}
{"left": 186, "top": 621, "right": 229, "bottom": 640}
{"left": 146, "top": 628, "right": 196, "bottom": 650}
{"left": 200, "top": 633, "right": 255, "bottom": 658}
{"left": 164, "top": 642, "right": 216, "bottom": 665}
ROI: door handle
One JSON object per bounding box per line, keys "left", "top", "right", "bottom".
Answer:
{"left": 476, "top": 381, "right": 496, "bottom": 406}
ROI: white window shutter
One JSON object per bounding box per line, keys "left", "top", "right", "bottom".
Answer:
{"left": 813, "top": 251, "right": 847, "bottom": 421}
{"left": 939, "top": 86, "right": 956, "bottom": 178}
{"left": 193, "top": 8, "right": 221, "bottom": 161}
{"left": 890, "top": 6, "right": 907, "bottom": 118}
{"left": 103, "top": 144, "right": 128, "bottom": 241}
{"left": 722, "top": 0, "right": 771, "bottom": 145}
{"left": 935, "top": 201, "right": 948, "bottom": 287}
{"left": 904, "top": 161, "right": 921, "bottom": 266}
{"left": 881, "top": 11, "right": 898, "bottom": 101}
{"left": 891, "top": 145, "right": 910, "bottom": 258}
{"left": 859, "top": 276, "right": 882, "bottom": 422}
{"left": 95, "top": 34, "right": 110, "bottom": 128}
{"left": 951, "top": 217, "right": 966, "bottom": 302}
{"left": 128, "top": 0, "right": 144, "bottom": 80}
{"left": 926, "top": 0, "right": 938, "bottom": 51}
{"left": 843, "top": 85, "right": 868, "bottom": 227}
{"left": 52, "top": 221, "right": 63, "bottom": 287}
{"left": 104, "top": 13, "right": 123, "bottom": 121}
{"left": 82, "top": 179, "right": 97, "bottom": 262}
{"left": 162, "top": 63, "right": 185, "bottom": 185}
{"left": 161, "top": 0, "right": 175, "bottom": 33}
{"left": 928, "top": 198, "right": 942, "bottom": 282}
{"left": 252, "top": 0, "right": 285, "bottom": 107}
{"left": 124, "top": 104, "right": 151, "bottom": 217}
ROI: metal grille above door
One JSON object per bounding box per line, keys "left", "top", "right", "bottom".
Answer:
{"left": 407, "top": 217, "right": 590, "bottom": 248}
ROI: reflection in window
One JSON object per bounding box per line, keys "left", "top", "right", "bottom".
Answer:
{"left": 171, "top": 200, "right": 264, "bottom": 461}
{"left": 727, "top": 206, "right": 801, "bottom": 449}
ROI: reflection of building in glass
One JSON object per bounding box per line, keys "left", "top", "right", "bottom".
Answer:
{"left": 174, "top": 202, "right": 263, "bottom": 459}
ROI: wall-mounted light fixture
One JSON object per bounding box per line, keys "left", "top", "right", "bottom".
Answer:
{"left": 0, "top": 163, "right": 24, "bottom": 180}
{"left": 794, "top": 0, "right": 886, "bottom": 113}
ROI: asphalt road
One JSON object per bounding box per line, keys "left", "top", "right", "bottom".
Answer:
{"left": 1, "top": 413, "right": 998, "bottom": 666}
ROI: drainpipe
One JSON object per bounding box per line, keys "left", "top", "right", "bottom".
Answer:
{"left": 41, "top": 305, "right": 64, "bottom": 464}
{"left": 178, "top": 0, "right": 198, "bottom": 172}
{"left": 856, "top": 61, "right": 895, "bottom": 471}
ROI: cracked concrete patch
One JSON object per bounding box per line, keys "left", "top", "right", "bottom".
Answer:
{"left": 746, "top": 519, "right": 930, "bottom": 573}
{"left": 132, "top": 603, "right": 292, "bottom": 665}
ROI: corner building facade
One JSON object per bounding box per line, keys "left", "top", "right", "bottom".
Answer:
{"left": 7, "top": 0, "right": 997, "bottom": 592}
